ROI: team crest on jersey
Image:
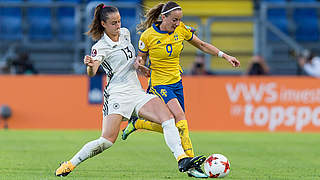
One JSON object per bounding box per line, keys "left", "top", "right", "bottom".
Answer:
{"left": 160, "top": 89, "right": 167, "bottom": 97}
{"left": 174, "top": 34, "right": 179, "bottom": 41}
{"left": 113, "top": 103, "right": 120, "bottom": 109}
{"left": 91, "top": 49, "right": 97, "bottom": 57}
{"left": 139, "top": 40, "right": 145, "bottom": 50}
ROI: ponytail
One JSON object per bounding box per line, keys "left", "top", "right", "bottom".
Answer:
{"left": 137, "top": 3, "right": 164, "bottom": 32}
{"left": 86, "top": 3, "right": 119, "bottom": 41}
{"left": 137, "top": 1, "right": 181, "bottom": 33}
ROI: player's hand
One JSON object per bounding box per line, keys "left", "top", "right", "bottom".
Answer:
{"left": 138, "top": 65, "right": 151, "bottom": 77}
{"left": 133, "top": 57, "right": 141, "bottom": 70}
{"left": 134, "top": 56, "right": 150, "bottom": 77}
{"left": 84, "top": 55, "right": 94, "bottom": 67}
{"left": 224, "top": 54, "right": 240, "bottom": 67}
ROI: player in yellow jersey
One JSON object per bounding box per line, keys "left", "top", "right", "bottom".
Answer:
{"left": 122, "top": 1, "right": 240, "bottom": 178}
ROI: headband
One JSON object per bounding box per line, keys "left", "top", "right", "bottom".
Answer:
{"left": 161, "top": 6, "right": 181, "bottom": 15}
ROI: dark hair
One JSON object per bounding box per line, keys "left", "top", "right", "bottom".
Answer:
{"left": 248, "top": 63, "right": 266, "bottom": 75}
{"left": 137, "top": 1, "right": 181, "bottom": 32}
{"left": 86, "top": 3, "right": 119, "bottom": 41}
{"left": 195, "top": 62, "right": 204, "bottom": 68}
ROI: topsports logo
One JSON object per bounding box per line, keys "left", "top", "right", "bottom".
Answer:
{"left": 225, "top": 82, "right": 320, "bottom": 131}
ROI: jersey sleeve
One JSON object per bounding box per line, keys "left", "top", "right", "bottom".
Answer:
{"left": 180, "top": 22, "right": 196, "bottom": 41}
{"left": 138, "top": 31, "right": 149, "bottom": 53}
{"left": 90, "top": 42, "right": 105, "bottom": 62}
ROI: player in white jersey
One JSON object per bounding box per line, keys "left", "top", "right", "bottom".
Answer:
{"left": 55, "top": 3, "right": 205, "bottom": 177}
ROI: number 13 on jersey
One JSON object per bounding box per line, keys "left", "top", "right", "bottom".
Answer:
{"left": 166, "top": 44, "right": 173, "bottom": 56}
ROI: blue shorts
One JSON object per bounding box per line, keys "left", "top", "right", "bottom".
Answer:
{"left": 147, "top": 80, "right": 185, "bottom": 112}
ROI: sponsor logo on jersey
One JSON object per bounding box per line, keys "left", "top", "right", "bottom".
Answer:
{"left": 156, "top": 40, "right": 161, "bottom": 44}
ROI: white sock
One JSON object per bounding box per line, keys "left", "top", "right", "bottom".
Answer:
{"left": 70, "top": 137, "right": 113, "bottom": 166}
{"left": 161, "top": 119, "right": 186, "bottom": 160}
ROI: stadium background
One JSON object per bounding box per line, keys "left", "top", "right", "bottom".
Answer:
{"left": 0, "top": 1, "right": 320, "bottom": 179}
{"left": 0, "top": 0, "right": 319, "bottom": 132}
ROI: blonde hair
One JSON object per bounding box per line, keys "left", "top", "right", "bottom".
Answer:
{"left": 137, "top": 1, "right": 181, "bottom": 32}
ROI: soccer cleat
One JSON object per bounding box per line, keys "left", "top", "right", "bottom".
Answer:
{"left": 178, "top": 155, "right": 206, "bottom": 172}
{"left": 55, "top": 161, "right": 76, "bottom": 177}
{"left": 187, "top": 166, "right": 208, "bottom": 178}
{"left": 121, "top": 116, "right": 138, "bottom": 140}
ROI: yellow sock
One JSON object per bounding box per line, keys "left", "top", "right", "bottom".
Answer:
{"left": 176, "top": 120, "right": 194, "bottom": 157}
{"left": 134, "top": 119, "right": 194, "bottom": 157}
{"left": 134, "top": 119, "right": 163, "bottom": 133}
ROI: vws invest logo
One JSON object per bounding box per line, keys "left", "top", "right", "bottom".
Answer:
{"left": 225, "top": 82, "right": 320, "bottom": 131}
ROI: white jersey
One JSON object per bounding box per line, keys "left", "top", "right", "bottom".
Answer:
{"left": 90, "top": 28, "right": 142, "bottom": 95}
{"left": 90, "top": 28, "right": 156, "bottom": 119}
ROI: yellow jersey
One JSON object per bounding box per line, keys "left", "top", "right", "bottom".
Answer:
{"left": 138, "top": 21, "right": 195, "bottom": 86}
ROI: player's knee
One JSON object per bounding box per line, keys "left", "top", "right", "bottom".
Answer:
{"left": 168, "top": 114, "right": 174, "bottom": 120}
{"left": 156, "top": 105, "right": 174, "bottom": 123}
{"left": 160, "top": 109, "right": 174, "bottom": 122}
{"left": 173, "top": 112, "right": 186, "bottom": 121}
{"left": 101, "top": 130, "right": 118, "bottom": 143}
{"left": 98, "top": 137, "right": 113, "bottom": 151}
{"left": 158, "top": 113, "right": 174, "bottom": 124}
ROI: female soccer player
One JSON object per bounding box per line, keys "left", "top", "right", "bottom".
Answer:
{"left": 55, "top": 3, "right": 205, "bottom": 177}
{"left": 122, "top": 1, "right": 240, "bottom": 178}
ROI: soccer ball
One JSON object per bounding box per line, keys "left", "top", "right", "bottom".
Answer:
{"left": 204, "top": 154, "right": 230, "bottom": 178}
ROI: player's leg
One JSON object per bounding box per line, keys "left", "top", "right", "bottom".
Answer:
{"left": 169, "top": 84, "right": 195, "bottom": 158}
{"left": 167, "top": 98, "right": 194, "bottom": 157}
{"left": 123, "top": 109, "right": 196, "bottom": 158}
{"left": 55, "top": 114, "right": 122, "bottom": 177}
{"left": 166, "top": 98, "right": 207, "bottom": 178}
{"left": 150, "top": 83, "right": 195, "bottom": 158}
{"left": 122, "top": 116, "right": 163, "bottom": 140}
{"left": 137, "top": 96, "right": 205, "bottom": 172}
{"left": 122, "top": 85, "right": 173, "bottom": 140}
{"left": 123, "top": 85, "right": 194, "bottom": 157}
{"left": 171, "top": 86, "right": 208, "bottom": 178}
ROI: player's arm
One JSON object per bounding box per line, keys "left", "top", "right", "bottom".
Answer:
{"left": 134, "top": 51, "right": 150, "bottom": 77}
{"left": 188, "top": 35, "right": 240, "bottom": 67}
{"left": 84, "top": 55, "right": 102, "bottom": 77}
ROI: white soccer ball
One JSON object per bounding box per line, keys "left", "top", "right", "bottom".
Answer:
{"left": 204, "top": 154, "right": 230, "bottom": 178}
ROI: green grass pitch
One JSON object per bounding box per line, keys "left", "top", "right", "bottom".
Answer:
{"left": 0, "top": 130, "right": 319, "bottom": 180}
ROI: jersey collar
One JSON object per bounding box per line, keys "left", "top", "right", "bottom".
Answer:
{"left": 152, "top": 23, "right": 174, "bottom": 35}
{"left": 103, "top": 32, "right": 120, "bottom": 48}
